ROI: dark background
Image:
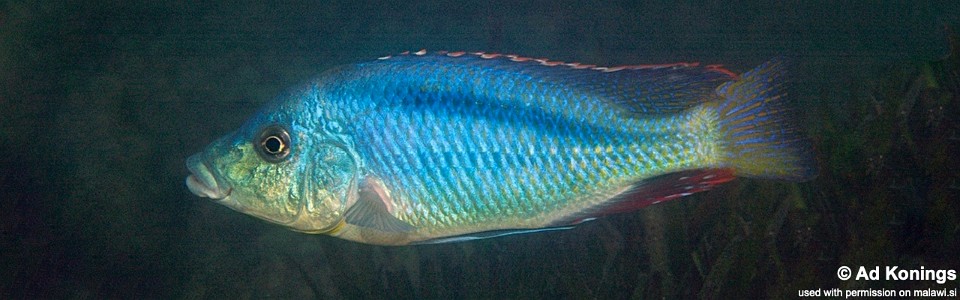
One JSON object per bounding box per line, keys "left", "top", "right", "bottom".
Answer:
{"left": 2, "top": 1, "right": 959, "bottom": 298}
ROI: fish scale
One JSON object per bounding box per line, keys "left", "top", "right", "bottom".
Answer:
{"left": 346, "top": 92, "right": 697, "bottom": 229}
{"left": 186, "top": 51, "right": 815, "bottom": 245}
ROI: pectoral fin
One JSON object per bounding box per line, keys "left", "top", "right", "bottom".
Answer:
{"left": 344, "top": 176, "right": 414, "bottom": 233}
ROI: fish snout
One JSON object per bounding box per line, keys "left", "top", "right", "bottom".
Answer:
{"left": 185, "top": 154, "right": 231, "bottom": 199}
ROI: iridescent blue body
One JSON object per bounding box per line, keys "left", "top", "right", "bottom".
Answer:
{"left": 185, "top": 51, "right": 815, "bottom": 245}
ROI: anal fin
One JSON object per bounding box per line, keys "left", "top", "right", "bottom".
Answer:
{"left": 610, "top": 168, "right": 736, "bottom": 213}
{"left": 554, "top": 169, "right": 736, "bottom": 225}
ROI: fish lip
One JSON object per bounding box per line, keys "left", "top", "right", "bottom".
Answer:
{"left": 185, "top": 154, "right": 231, "bottom": 199}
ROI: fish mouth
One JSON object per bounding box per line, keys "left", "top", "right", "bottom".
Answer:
{"left": 185, "top": 154, "right": 231, "bottom": 199}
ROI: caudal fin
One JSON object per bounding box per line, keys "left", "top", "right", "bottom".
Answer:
{"left": 714, "top": 58, "right": 817, "bottom": 181}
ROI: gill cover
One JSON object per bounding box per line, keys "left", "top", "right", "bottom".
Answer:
{"left": 287, "top": 142, "right": 358, "bottom": 233}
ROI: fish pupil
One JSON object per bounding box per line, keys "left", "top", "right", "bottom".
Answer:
{"left": 264, "top": 136, "right": 284, "bottom": 154}
{"left": 255, "top": 125, "right": 291, "bottom": 162}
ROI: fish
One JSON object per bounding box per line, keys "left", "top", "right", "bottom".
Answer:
{"left": 185, "top": 50, "right": 816, "bottom": 246}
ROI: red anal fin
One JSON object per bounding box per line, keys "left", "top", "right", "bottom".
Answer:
{"left": 595, "top": 168, "right": 736, "bottom": 216}
{"left": 554, "top": 169, "right": 736, "bottom": 226}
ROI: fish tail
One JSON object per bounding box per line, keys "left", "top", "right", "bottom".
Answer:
{"left": 712, "top": 58, "right": 817, "bottom": 181}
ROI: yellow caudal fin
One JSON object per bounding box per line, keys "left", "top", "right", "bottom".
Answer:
{"left": 713, "top": 58, "right": 817, "bottom": 181}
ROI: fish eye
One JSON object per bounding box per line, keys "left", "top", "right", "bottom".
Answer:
{"left": 255, "top": 125, "right": 291, "bottom": 163}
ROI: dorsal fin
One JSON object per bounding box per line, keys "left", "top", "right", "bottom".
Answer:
{"left": 372, "top": 50, "right": 737, "bottom": 114}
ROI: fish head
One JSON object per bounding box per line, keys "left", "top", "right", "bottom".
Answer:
{"left": 185, "top": 92, "right": 357, "bottom": 234}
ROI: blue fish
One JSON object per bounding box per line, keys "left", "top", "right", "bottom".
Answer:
{"left": 185, "top": 51, "right": 815, "bottom": 245}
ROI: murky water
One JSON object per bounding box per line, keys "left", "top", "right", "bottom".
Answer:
{"left": 2, "top": 1, "right": 958, "bottom": 298}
